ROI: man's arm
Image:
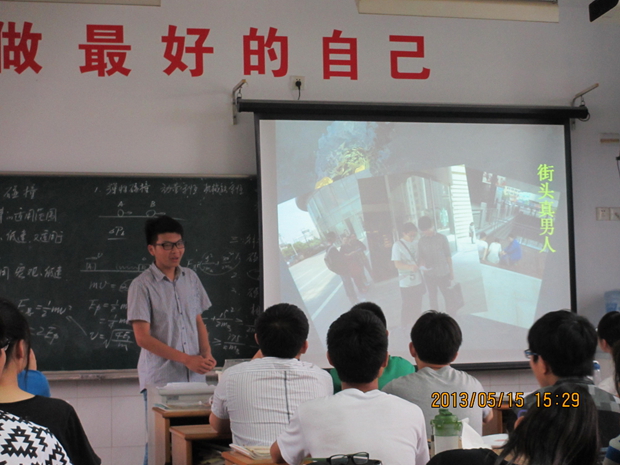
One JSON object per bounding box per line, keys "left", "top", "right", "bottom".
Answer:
{"left": 270, "top": 441, "right": 286, "bottom": 464}
{"left": 209, "top": 412, "right": 231, "bottom": 434}
{"left": 196, "top": 315, "right": 216, "bottom": 368}
{"left": 394, "top": 260, "right": 418, "bottom": 272}
{"left": 132, "top": 320, "right": 214, "bottom": 374}
{"left": 483, "top": 408, "right": 494, "bottom": 423}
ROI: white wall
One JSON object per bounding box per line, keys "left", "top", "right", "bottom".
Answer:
{"left": 2, "top": 0, "right": 620, "bottom": 462}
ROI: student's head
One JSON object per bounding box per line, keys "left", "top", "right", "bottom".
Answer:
{"left": 479, "top": 232, "right": 487, "bottom": 240}
{"left": 418, "top": 216, "right": 434, "bottom": 236}
{"left": 145, "top": 215, "right": 185, "bottom": 270}
{"left": 325, "top": 232, "right": 337, "bottom": 244}
{"left": 401, "top": 222, "right": 418, "bottom": 241}
{"left": 350, "top": 302, "right": 386, "bottom": 328}
{"left": 0, "top": 298, "right": 31, "bottom": 373}
{"left": 498, "top": 383, "right": 598, "bottom": 465}
{"left": 527, "top": 310, "right": 597, "bottom": 382}
{"left": 410, "top": 310, "right": 462, "bottom": 365}
{"left": 327, "top": 309, "right": 387, "bottom": 384}
{"left": 144, "top": 215, "right": 184, "bottom": 246}
{"left": 254, "top": 303, "right": 309, "bottom": 358}
{"left": 597, "top": 311, "right": 620, "bottom": 353}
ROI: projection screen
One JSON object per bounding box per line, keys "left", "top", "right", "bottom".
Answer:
{"left": 246, "top": 101, "right": 584, "bottom": 369}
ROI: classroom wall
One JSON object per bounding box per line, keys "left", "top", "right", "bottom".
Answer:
{"left": 2, "top": 0, "right": 620, "bottom": 462}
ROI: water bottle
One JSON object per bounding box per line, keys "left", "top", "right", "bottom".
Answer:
{"left": 430, "top": 409, "right": 463, "bottom": 456}
{"left": 593, "top": 360, "right": 602, "bottom": 385}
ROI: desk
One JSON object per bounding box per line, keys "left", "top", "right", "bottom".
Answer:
{"left": 221, "top": 451, "right": 277, "bottom": 465}
{"left": 170, "top": 424, "right": 231, "bottom": 465}
{"left": 152, "top": 406, "right": 211, "bottom": 465}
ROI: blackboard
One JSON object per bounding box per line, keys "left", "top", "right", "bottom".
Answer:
{"left": 0, "top": 174, "right": 260, "bottom": 372}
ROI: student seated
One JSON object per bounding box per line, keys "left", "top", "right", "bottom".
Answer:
{"left": 429, "top": 383, "right": 599, "bottom": 465}
{"left": 598, "top": 311, "right": 620, "bottom": 396}
{"left": 382, "top": 310, "right": 492, "bottom": 437}
{"left": 0, "top": 310, "right": 72, "bottom": 465}
{"left": 209, "top": 303, "right": 333, "bottom": 446}
{"left": 271, "top": 308, "right": 429, "bottom": 465}
{"left": 0, "top": 298, "right": 100, "bottom": 465}
{"left": 329, "top": 302, "right": 415, "bottom": 392}
{"left": 521, "top": 309, "right": 620, "bottom": 449}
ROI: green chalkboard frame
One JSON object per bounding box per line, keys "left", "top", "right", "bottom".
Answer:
{"left": 0, "top": 173, "right": 260, "bottom": 374}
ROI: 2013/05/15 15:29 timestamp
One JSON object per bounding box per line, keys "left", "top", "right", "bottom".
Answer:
{"left": 430, "top": 392, "right": 525, "bottom": 409}
{"left": 534, "top": 391, "right": 580, "bottom": 408}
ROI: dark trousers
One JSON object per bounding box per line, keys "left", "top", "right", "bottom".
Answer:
{"left": 340, "top": 274, "right": 358, "bottom": 304}
{"left": 400, "top": 283, "right": 425, "bottom": 329}
{"left": 425, "top": 273, "right": 451, "bottom": 311}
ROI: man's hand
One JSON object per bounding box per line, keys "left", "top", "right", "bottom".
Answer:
{"left": 184, "top": 354, "right": 216, "bottom": 374}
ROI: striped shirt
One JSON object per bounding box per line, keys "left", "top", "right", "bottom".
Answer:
{"left": 128, "top": 263, "right": 212, "bottom": 391}
{"left": 211, "top": 357, "right": 333, "bottom": 446}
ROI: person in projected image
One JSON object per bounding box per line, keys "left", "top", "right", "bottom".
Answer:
{"left": 484, "top": 237, "right": 502, "bottom": 265}
{"left": 392, "top": 222, "right": 426, "bottom": 328}
{"left": 340, "top": 234, "right": 368, "bottom": 295}
{"left": 417, "top": 216, "right": 453, "bottom": 312}
{"left": 324, "top": 232, "right": 358, "bottom": 305}
{"left": 476, "top": 232, "right": 489, "bottom": 261}
{"left": 500, "top": 234, "right": 522, "bottom": 267}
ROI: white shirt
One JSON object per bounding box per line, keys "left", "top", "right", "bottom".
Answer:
{"left": 211, "top": 357, "right": 333, "bottom": 446}
{"left": 277, "top": 389, "right": 429, "bottom": 465}
{"left": 486, "top": 242, "right": 501, "bottom": 264}
{"left": 391, "top": 239, "right": 423, "bottom": 288}
{"left": 383, "top": 365, "right": 491, "bottom": 438}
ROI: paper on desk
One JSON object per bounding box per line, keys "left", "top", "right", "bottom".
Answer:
{"left": 461, "top": 418, "right": 488, "bottom": 450}
{"left": 229, "top": 444, "right": 271, "bottom": 459}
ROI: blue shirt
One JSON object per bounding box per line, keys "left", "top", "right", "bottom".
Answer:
{"left": 17, "top": 370, "right": 51, "bottom": 397}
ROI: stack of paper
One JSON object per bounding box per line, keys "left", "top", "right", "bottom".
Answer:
{"left": 229, "top": 444, "right": 272, "bottom": 459}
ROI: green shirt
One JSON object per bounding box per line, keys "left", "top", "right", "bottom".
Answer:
{"left": 329, "top": 355, "right": 416, "bottom": 392}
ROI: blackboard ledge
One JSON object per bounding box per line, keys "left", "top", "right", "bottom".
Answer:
{"left": 43, "top": 369, "right": 138, "bottom": 381}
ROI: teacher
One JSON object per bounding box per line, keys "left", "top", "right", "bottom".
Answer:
{"left": 127, "top": 214, "right": 216, "bottom": 463}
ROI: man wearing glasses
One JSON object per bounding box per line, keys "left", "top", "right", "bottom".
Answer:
{"left": 128, "top": 215, "right": 216, "bottom": 463}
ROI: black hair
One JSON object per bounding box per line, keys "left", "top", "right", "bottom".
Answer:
{"left": 479, "top": 232, "right": 487, "bottom": 239}
{"left": 613, "top": 342, "right": 620, "bottom": 398}
{"left": 402, "top": 222, "right": 418, "bottom": 235}
{"left": 255, "top": 303, "right": 309, "bottom": 358}
{"left": 597, "top": 311, "right": 620, "bottom": 348}
{"left": 350, "top": 302, "right": 387, "bottom": 328}
{"left": 144, "top": 215, "right": 184, "bottom": 246}
{"left": 528, "top": 310, "right": 597, "bottom": 378}
{"left": 418, "top": 216, "right": 433, "bottom": 232}
{"left": 327, "top": 308, "right": 387, "bottom": 384}
{"left": 410, "top": 310, "right": 462, "bottom": 365}
{"left": 497, "top": 383, "right": 598, "bottom": 465}
{"left": 0, "top": 298, "right": 31, "bottom": 372}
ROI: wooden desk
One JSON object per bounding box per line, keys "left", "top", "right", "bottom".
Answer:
{"left": 170, "top": 424, "right": 231, "bottom": 465}
{"left": 221, "top": 451, "right": 277, "bottom": 465}
{"left": 152, "top": 406, "right": 211, "bottom": 465}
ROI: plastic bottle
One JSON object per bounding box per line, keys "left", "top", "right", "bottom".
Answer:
{"left": 430, "top": 409, "right": 463, "bottom": 456}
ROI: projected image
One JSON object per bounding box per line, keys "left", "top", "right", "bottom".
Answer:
{"left": 263, "top": 118, "right": 571, "bottom": 366}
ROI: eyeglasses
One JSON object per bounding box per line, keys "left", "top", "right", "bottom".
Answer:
{"left": 524, "top": 349, "right": 538, "bottom": 359}
{"left": 327, "top": 453, "right": 370, "bottom": 465}
{"left": 154, "top": 240, "right": 186, "bottom": 251}
{"left": 0, "top": 339, "right": 12, "bottom": 351}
